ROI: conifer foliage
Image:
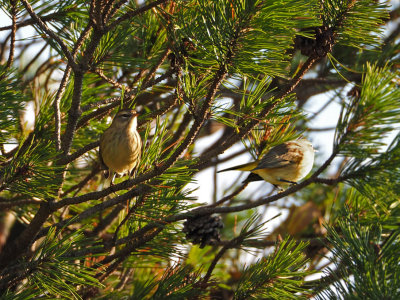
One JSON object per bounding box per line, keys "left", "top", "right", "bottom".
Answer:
{"left": 0, "top": 0, "right": 398, "bottom": 298}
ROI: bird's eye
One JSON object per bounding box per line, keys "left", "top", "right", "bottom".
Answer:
{"left": 121, "top": 114, "right": 131, "bottom": 118}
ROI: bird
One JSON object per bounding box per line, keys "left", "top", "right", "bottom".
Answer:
{"left": 217, "top": 138, "right": 315, "bottom": 188}
{"left": 100, "top": 109, "right": 142, "bottom": 183}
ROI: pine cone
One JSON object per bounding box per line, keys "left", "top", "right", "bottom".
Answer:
{"left": 294, "top": 26, "right": 335, "bottom": 58}
{"left": 183, "top": 215, "right": 224, "bottom": 248}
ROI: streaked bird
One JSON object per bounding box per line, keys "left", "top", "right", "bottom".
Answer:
{"left": 218, "top": 138, "right": 315, "bottom": 188}
{"left": 100, "top": 109, "right": 142, "bottom": 183}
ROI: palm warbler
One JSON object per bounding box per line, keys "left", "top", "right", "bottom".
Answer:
{"left": 100, "top": 109, "right": 142, "bottom": 182}
{"left": 218, "top": 138, "right": 314, "bottom": 188}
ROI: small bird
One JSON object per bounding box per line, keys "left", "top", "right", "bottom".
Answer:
{"left": 100, "top": 109, "right": 142, "bottom": 183}
{"left": 218, "top": 138, "right": 315, "bottom": 188}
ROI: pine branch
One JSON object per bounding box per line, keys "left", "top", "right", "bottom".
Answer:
{"left": 4, "top": 0, "right": 17, "bottom": 72}
{"left": 0, "top": 202, "right": 52, "bottom": 269}
{"left": 19, "top": 0, "right": 79, "bottom": 71}
{"left": 60, "top": 70, "right": 85, "bottom": 154}
{"left": 0, "top": 9, "right": 76, "bottom": 31}
{"left": 142, "top": 47, "right": 171, "bottom": 86}
{"left": 61, "top": 164, "right": 101, "bottom": 196}
{"left": 208, "top": 182, "right": 249, "bottom": 208}
{"left": 60, "top": 25, "right": 107, "bottom": 155}
{"left": 0, "top": 197, "right": 42, "bottom": 209}
{"left": 201, "top": 222, "right": 260, "bottom": 286}
{"left": 106, "top": 0, "right": 171, "bottom": 31}
{"left": 54, "top": 23, "right": 94, "bottom": 151}
{"left": 91, "top": 204, "right": 125, "bottom": 237}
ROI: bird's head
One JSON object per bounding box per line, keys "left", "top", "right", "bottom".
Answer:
{"left": 112, "top": 109, "right": 138, "bottom": 130}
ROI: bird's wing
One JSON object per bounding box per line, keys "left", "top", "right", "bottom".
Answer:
{"left": 243, "top": 173, "right": 265, "bottom": 183}
{"left": 252, "top": 142, "right": 302, "bottom": 170}
{"left": 217, "top": 161, "right": 259, "bottom": 172}
{"left": 99, "top": 134, "right": 110, "bottom": 178}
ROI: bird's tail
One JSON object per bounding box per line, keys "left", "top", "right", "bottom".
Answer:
{"left": 217, "top": 161, "right": 258, "bottom": 173}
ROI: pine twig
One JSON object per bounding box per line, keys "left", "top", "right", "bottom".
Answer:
{"left": 4, "top": 0, "right": 17, "bottom": 71}
{"left": 93, "top": 68, "right": 131, "bottom": 91}
{"left": 61, "top": 164, "right": 101, "bottom": 196}
{"left": 104, "top": 0, "right": 129, "bottom": 24}
{"left": 54, "top": 68, "right": 71, "bottom": 151}
{"left": 91, "top": 204, "right": 125, "bottom": 237}
{"left": 19, "top": 0, "right": 78, "bottom": 71}
{"left": 54, "top": 24, "right": 93, "bottom": 151}
{"left": 106, "top": 0, "right": 170, "bottom": 32}
{"left": 201, "top": 224, "right": 261, "bottom": 286}
{"left": 60, "top": 141, "right": 99, "bottom": 165}
{"left": 208, "top": 182, "right": 249, "bottom": 208}
{"left": 0, "top": 197, "right": 42, "bottom": 209}
{"left": 0, "top": 9, "right": 75, "bottom": 31}
{"left": 0, "top": 202, "right": 52, "bottom": 269}
{"left": 21, "top": 42, "right": 49, "bottom": 75}
{"left": 142, "top": 48, "right": 171, "bottom": 86}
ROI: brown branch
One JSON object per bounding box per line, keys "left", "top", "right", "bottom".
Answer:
{"left": 61, "top": 23, "right": 107, "bottom": 155}
{"left": 0, "top": 202, "right": 52, "bottom": 269}
{"left": 0, "top": 197, "right": 42, "bottom": 209}
{"left": 0, "top": 32, "right": 12, "bottom": 62}
{"left": 19, "top": 0, "right": 78, "bottom": 71}
{"left": 59, "top": 141, "right": 99, "bottom": 165}
{"left": 111, "top": 195, "right": 146, "bottom": 243}
{"left": 54, "top": 68, "right": 71, "bottom": 151}
{"left": 140, "top": 94, "right": 178, "bottom": 125}
{"left": 307, "top": 127, "right": 336, "bottom": 132}
{"left": 313, "top": 174, "right": 353, "bottom": 185}
{"left": 142, "top": 48, "right": 171, "bottom": 86}
{"left": 93, "top": 68, "right": 130, "bottom": 91}
{"left": 21, "top": 42, "right": 49, "bottom": 75}
{"left": 60, "top": 71, "right": 85, "bottom": 154}
{"left": 4, "top": 0, "right": 17, "bottom": 71}
{"left": 61, "top": 164, "right": 101, "bottom": 196}
{"left": 102, "top": 0, "right": 120, "bottom": 23}
{"left": 106, "top": 0, "right": 170, "bottom": 31}
{"left": 81, "top": 95, "right": 121, "bottom": 113}
{"left": 40, "top": 183, "right": 150, "bottom": 238}
{"left": 78, "top": 69, "right": 175, "bottom": 131}
{"left": 201, "top": 223, "right": 262, "bottom": 286}
{"left": 54, "top": 24, "right": 93, "bottom": 151}
{"left": 0, "top": 9, "right": 76, "bottom": 31}
{"left": 208, "top": 182, "right": 249, "bottom": 208}
{"left": 99, "top": 226, "right": 164, "bottom": 267}
{"left": 104, "top": 0, "right": 128, "bottom": 24}
{"left": 90, "top": 204, "right": 125, "bottom": 237}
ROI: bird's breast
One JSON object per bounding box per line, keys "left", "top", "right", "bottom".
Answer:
{"left": 101, "top": 128, "right": 141, "bottom": 174}
{"left": 296, "top": 147, "right": 314, "bottom": 179}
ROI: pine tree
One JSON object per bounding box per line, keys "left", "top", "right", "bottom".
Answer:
{"left": 0, "top": 0, "right": 398, "bottom": 298}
